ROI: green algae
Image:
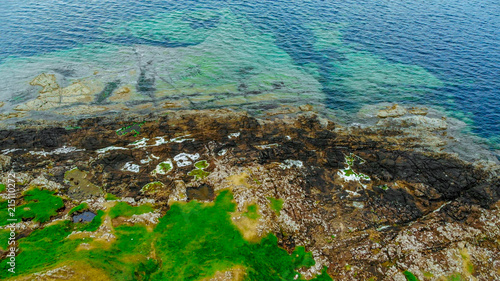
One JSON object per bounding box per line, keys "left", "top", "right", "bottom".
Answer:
{"left": 242, "top": 204, "right": 260, "bottom": 220}
{"left": 64, "top": 126, "right": 82, "bottom": 130}
{"left": 188, "top": 168, "right": 210, "bottom": 180}
{"left": 379, "top": 184, "right": 389, "bottom": 191}
{"left": 291, "top": 246, "right": 315, "bottom": 269}
{"left": 152, "top": 160, "right": 173, "bottom": 175}
{"left": 109, "top": 202, "right": 154, "bottom": 219}
{"left": 159, "top": 162, "right": 172, "bottom": 171}
{"left": 0, "top": 188, "right": 64, "bottom": 226}
{"left": 194, "top": 160, "right": 209, "bottom": 169}
{"left": 116, "top": 122, "right": 145, "bottom": 137}
{"left": 423, "top": 271, "right": 434, "bottom": 278}
{"left": 152, "top": 190, "right": 329, "bottom": 280}
{"left": 0, "top": 220, "right": 148, "bottom": 280}
{"left": 157, "top": 161, "right": 173, "bottom": 174}
{"left": 0, "top": 220, "right": 83, "bottom": 278}
{"left": 0, "top": 190, "right": 332, "bottom": 280}
{"left": 69, "top": 202, "right": 89, "bottom": 215}
{"left": 75, "top": 210, "right": 105, "bottom": 232}
{"left": 141, "top": 181, "right": 165, "bottom": 194}
{"left": 0, "top": 184, "right": 6, "bottom": 193}
{"left": 105, "top": 193, "right": 119, "bottom": 200}
{"left": 0, "top": 229, "right": 10, "bottom": 250}
{"left": 447, "top": 273, "right": 465, "bottom": 281}
{"left": 403, "top": 270, "right": 420, "bottom": 281}
{"left": 188, "top": 160, "right": 210, "bottom": 180}
{"left": 267, "top": 197, "right": 284, "bottom": 215}
{"left": 135, "top": 258, "right": 160, "bottom": 281}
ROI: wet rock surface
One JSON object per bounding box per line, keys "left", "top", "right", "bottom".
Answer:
{"left": 1, "top": 108, "right": 499, "bottom": 280}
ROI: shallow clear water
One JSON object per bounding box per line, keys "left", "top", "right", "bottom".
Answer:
{"left": 0, "top": 0, "right": 498, "bottom": 148}
{"left": 72, "top": 211, "right": 96, "bottom": 223}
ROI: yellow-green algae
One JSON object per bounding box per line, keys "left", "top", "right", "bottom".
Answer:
{"left": 0, "top": 229, "right": 10, "bottom": 250}
{"left": 68, "top": 202, "right": 89, "bottom": 215}
{"left": 403, "top": 270, "right": 420, "bottom": 281}
{"left": 242, "top": 204, "right": 260, "bottom": 220}
{"left": 267, "top": 197, "right": 284, "bottom": 216}
{"left": 188, "top": 160, "right": 210, "bottom": 180}
{"left": 0, "top": 188, "right": 64, "bottom": 226}
{"left": 108, "top": 202, "right": 154, "bottom": 219}
{"left": 141, "top": 181, "right": 165, "bottom": 194}
{"left": 0, "top": 190, "right": 332, "bottom": 281}
{"left": 105, "top": 193, "right": 119, "bottom": 200}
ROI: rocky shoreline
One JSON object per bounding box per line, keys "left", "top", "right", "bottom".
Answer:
{"left": 1, "top": 107, "right": 499, "bottom": 280}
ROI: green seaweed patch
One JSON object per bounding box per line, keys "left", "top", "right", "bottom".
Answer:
{"left": 188, "top": 160, "right": 210, "bottom": 180}
{"left": 345, "top": 155, "right": 355, "bottom": 166}
{"left": 0, "top": 229, "right": 10, "bottom": 250}
{"left": 340, "top": 168, "right": 370, "bottom": 180}
{"left": 152, "top": 189, "right": 332, "bottom": 280}
{"left": 135, "top": 258, "right": 160, "bottom": 281}
{"left": 141, "top": 181, "right": 165, "bottom": 194}
{"left": 188, "top": 168, "right": 210, "bottom": 180}
{"left": 109, "top": 202, "right": 154, "bottom": 219}
{"left": 105, "top": 193, "right": 119, "bottom": 200}
{"left": 343, "top": 168, "right": 355, "bottom": 177}
{"left": 447, "top": 273, "right": 465, "bottom": 281}
{"left": 116, "top": 121, "right": 145, "bottom": 137}
{"left": 0, "top": 190, "right": 332, "bottom": 280}
{"left": 379, "top": 184, "right": 389, "bottom": 191}
{"left": 268, "top": 197, "right": 284, "bottom": 215}
{"left": 403, "top": 270, "right": 420, "bottom": 281}
{"left": 423, "top": 271, "right": 434, "bottom": 278}
{"left": 291, "top": 246, "right": 315, "bottom": 269}
{"left": 0, "top": 188, "right": 64, "bottom": 226}
{"left": 159, "top": 162, "right": 172, "bottom": 172}
{"left": 5, "top": 219, "right": 152, "bottom": 280}
{"left": 0, "top": 220, "right": 83, "bottom": 278}
{"left": 153, "top": 160, "right": 173, "bottom": 175}
{"left": 69, "top": 202, "right": 89, "bottom": 215}
{"left": 114, "top": 224, "right": 154, "bottom": 255}
{"left": 194, "top": 160, "right": 209, "bottom": 169}
{"left": 242, "top": 204, "right": 260, "bottom": 220}
{"left": 64, "top": 126, "right": 82, "bottom": 130}
{"left": 0, "top": 184, "right": 6, "bottom": 193}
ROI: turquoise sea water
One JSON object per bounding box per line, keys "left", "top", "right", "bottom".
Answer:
{"left": 0, "top": 0, "right": 498, "bottom": 149}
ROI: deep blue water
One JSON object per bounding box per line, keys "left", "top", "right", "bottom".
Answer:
{"left": 0, "top": 0, "right": 499, "bottom": 146}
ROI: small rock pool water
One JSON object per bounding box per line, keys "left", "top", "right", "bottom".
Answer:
{"left": 72, "top": 211, "right": 96, "bottom": 223}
